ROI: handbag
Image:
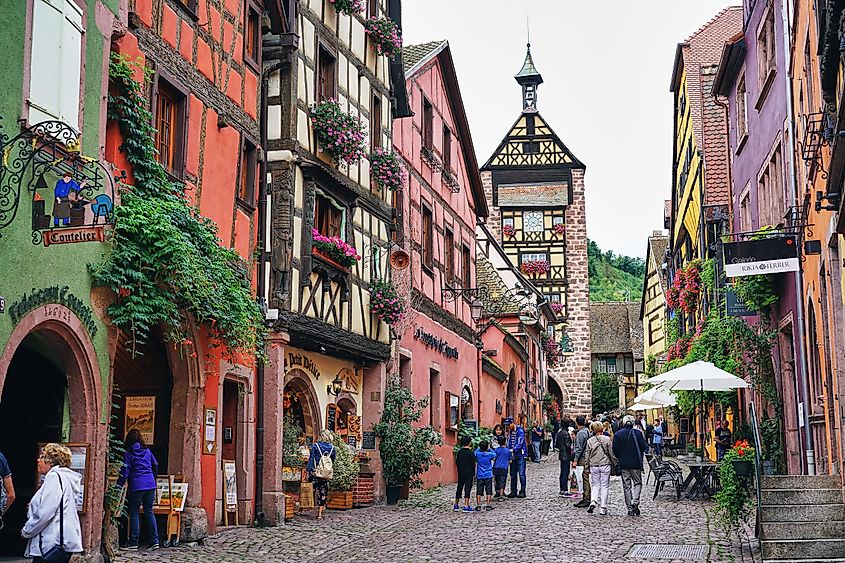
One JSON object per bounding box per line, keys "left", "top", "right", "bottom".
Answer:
{"left": 600, "top": 438, "right": 621, "bottom": 476}
{"left": 39, "top": 473, "right": 70, "bottom": 563}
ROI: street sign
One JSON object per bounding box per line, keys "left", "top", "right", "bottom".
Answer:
{"left": 726, "top": 287, "right": 754, "bottom": 317}
{"left": 723, "top": 236, "right": 799, "bottom": 277}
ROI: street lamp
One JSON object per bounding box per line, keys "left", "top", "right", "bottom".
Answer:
{"left": 470, "top": 298, "right": 484, "bottom": 323}
{"left": 327, "top": 373, "right": 343, "bottom": 397}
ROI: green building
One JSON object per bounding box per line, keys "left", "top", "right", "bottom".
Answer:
{"left": 0, "top": 0, "right": 119, "bottom": 556}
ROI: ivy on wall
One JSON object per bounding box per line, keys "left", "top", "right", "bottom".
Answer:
{"left": 90, "top": 55, "right": 265, "bottom": 358}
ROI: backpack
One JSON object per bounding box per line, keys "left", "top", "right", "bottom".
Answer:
{"left": 313, "top": 445, "right": 334, "bottom": 480}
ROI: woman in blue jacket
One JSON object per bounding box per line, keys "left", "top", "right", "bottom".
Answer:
{"left": 307, "top": 430, "right": 337, "bottom": 520}
{"left": 117, "top": 429, "right": 160, "bottom": 550}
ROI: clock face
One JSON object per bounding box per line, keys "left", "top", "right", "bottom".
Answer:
{"left": 523, "top": 211, "right": 544, "bottom": 232}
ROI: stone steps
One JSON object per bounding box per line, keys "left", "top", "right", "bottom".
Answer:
{"left": 761, "top": 539, "right": 845, "bottom": 561}
{"left": 761, "top": 474, "right": 841, "bottom": 490}
{"left": 759, "top": 474, "right": 844, "bottom": 563}
{"left": 761, "top": 487, "right": 843, "bottom": 505}
{"left": 760, "top": 503, "right": 844, "bottom": 522}
{"left": 761, "top": 521, "right": 845, "bottom": 540}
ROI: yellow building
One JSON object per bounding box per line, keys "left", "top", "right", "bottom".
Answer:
{"left": 640, "top": 232, "right": 669, "bottom": 361}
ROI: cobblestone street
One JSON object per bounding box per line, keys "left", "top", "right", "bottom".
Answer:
{"left": 116, "top": 458, "right": 759, "bottom": 563}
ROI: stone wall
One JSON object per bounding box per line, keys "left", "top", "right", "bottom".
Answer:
{"left": 480, "top": 171, "right": 500, "bottom": 238}
{"left": 552, "top": 168, "right": 592, "bottom": 415}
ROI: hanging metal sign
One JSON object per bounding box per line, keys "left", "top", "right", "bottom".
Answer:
{"left": 723, "top": 236, "right": 799, "bottom": 277}
{"left": 725, "top": 287, "right": 754, "bottom": 317}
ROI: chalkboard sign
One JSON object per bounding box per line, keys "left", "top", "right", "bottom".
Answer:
{"left": 347, "top": 435, "right": 357, "bottom": 448}
{"left": 326, "top": 404, "right": 337, "bottom": 432}
{"left": 679, "top": 418, "right": 690, "bottom": 434}
{"left": 462, "top": 419, "right": 479, "bottom": 437}
{"left": 362, "top": 431, "right": 376, "bottom": 450}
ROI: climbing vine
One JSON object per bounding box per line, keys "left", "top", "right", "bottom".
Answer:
{"left": 91, "top": 55, "right": 266, "bottom": 358}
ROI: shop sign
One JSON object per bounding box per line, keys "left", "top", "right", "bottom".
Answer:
{"left": 414, "top": 327, "right": 459, "bottom": 360}
{"left": 286, "top": 352, "right": 322, "bottom": 379}
{"left": 8, "top": 286, "right": 97, "bottom": 336}
{"left": 43, "top": 225, "right": 105, "bottom": 246}
{"left": 723, "top": 236, "right": 799, "bottom": 277}
{"left": 362, "top": 431, "right": 376, "bottom": 450}
{"left": 726, "top": 287, "right": 754, "bottom": 317}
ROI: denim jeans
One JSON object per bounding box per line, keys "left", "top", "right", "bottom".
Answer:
{"left": 509, "top": 456, "right": 526, "bottom": 494}
{"left": 559, "top": 459, "right": 571, "bottom": 493}
{"left": 128, "top": 488, "right": 159, "bottom": 547}
{"left": 532, "top": 441, "right": 542, "bottom": 462}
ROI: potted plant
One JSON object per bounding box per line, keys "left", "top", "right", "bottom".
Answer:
{"left": 327, "top": 434, "right": 359, "bottom": 510}
{"left": 542, "top": 421, "right": 554, "bottom": 456}
{"left": 282, "top": 414, "right": 304, "bottom": 481}
{"left": 760, "top": 412, "right": 782, "bottom": 475}
{"left": 363, "top": 17, "right": 402, "bottom": 57}
{"left": 502, "top": 224, "right": 516, "bottom": 238}
{"left": 328, "top": 0, "right": 364, "bottom": 15}
{"left": 370, "top": 279, "right": 405, "bottom": 325}
{"left": 716, "top": 440, "right": 756, "bottom": 529}
{"left": 310, "top": 99, "right": 367, "bottom": 165}
{"left": 370, "top": 147, "right": 405, "bottom": 192}
{"left": 373, "top": 378, "right": 442, "bottom": 505}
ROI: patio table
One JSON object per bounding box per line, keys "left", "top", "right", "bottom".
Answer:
{"left": 681, "top": 461, "right": 720, "bottom": 500}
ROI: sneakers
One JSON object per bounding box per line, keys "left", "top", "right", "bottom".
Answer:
{"left": 506, "top": 492, "right": 517, "bottom": 498}
{"left": 121, "top": 545, "right": 138, "bottom": 551}
{"left": 484, "top": 505, "right": 494, "bottom": 511}
{"left": 148, "top": 544, "right": 160, "bottom": 551}
{"left": 474, "top": 505, "right": 482, "bottom": 512}
{"left": 599, "top": 507, "right": 608, "bottom": 515}
{"left": 627, "top": 508, "right": 635, "bottom": 516}
{"left": 461, "top": 506, "right": 474, "bottom": 513}
{"left": 587, "top": 503, "right": 595, "bottom": 514}
{"left": 453, "top": 503, "right": 460, "bottom": 512}
{"left": 517, "top": 491, "right": 526, "bottom": 498}
{"left": 573, "top": 500, "right": 590, "bottom": 508}
{"left": 633, "top": 505, "right": 640, "bottom": 516}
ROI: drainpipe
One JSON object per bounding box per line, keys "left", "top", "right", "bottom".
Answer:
{"left": 782, "top": 0, "right": 815, "bottom": 474}
{"left": 255, "top": 54, "right": 286, "bottom": 524}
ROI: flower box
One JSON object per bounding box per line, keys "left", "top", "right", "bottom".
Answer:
{"left": 502, "top": 224, "right": 516, "bottom": 238}
{"left": 328, "top": 0, "right": 364, "bottom": 15}
{"left": 732, "top": 460, "right": 754, "bottom": 476}
{"left": 552, "top": 223, "right": 565, "bottom": 235}
{"left": 312, "top": 246, "right": 351, "bottom": 273}
{"left": 311, "top": 229, "right": 361, "bottom": 270}
{"left": 327, "top": 490, "right": 353, "bottom": 510}
{"left": 520, "top": 260, "right": 551, "bottom": 276}
{"left": 370, "top": 147, "right": 405, "bottom": 192}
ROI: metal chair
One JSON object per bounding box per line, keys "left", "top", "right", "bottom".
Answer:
{"left": 650, "top": 457, "right": 682, "bottom": 500}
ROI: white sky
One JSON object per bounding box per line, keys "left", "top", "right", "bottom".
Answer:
{"left": 402, "top": 0, "right": 738, "bottom": 258}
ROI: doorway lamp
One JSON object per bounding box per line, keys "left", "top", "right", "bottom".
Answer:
{"left": 327, "top": 372, "right": 343, "bottom": 397}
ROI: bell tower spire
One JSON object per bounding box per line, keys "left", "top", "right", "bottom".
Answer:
{"left": 515, "top": 43, "right": 543, "bottom": 112}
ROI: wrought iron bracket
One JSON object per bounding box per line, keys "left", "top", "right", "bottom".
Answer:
{"left": 442, "top": 285, "right": 489, "bottom": 302}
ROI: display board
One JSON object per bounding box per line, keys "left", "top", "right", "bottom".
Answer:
{"left": 326, "top": 403, "right": 338, "bottom": 432}
{"left": 35, "top": 442, "right": 89, "bottom": 513}
{"left": 223, "top": 460, "right": 237, "bottom": 512}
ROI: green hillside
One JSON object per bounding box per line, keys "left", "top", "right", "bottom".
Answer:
{"left": 588, "top": 240, "right": 645, "bottom": 302}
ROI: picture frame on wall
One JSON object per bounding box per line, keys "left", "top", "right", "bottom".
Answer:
{"left": 447, "top": 392, "right": 459, "bottom": 430}
{"left": 36, "top": 442, "right": 89, "bottom": 513}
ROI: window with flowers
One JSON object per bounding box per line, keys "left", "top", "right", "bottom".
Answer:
{"left": 314, "top": 192, "right": 345, "bottom": 239}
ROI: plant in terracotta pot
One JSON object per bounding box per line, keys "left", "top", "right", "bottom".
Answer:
{"left": 282, "top": 414, "right": 304, "bottom": 481}
{"left": 327, "top": 435, "right": 359, "bottom": 509}
{"left": 373, "top": 378, "right": 442, "bottom": 504}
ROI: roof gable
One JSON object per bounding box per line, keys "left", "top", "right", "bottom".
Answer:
{"left": 402, "top": 41, "right": 488, "bottom": 217}
{"left": 481, "top": 111, "right": 584, "bottom": 170}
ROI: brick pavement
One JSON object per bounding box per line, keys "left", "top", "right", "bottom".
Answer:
{"left": 115, "top": 458, "right": 760, "bottom": 563}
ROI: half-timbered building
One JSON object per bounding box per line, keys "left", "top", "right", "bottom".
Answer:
{"left": 480, "top": 45, "right": 591, "bottom": 415}
{"left": 261, "top": 0, "right": 409, "bottom": 519}
{"left": 391, "top": 40, "right": 488, "bottom": 486}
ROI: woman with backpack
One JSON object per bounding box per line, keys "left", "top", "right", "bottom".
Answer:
{"left": 307, "top": 430, "right": 337, "bottom": 520}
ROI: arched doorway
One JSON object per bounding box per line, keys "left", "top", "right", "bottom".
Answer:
{"left": 283, "top": 371, "right": 320, "bottom": 442}
{"left": 0, "top": 309, "right": 102, "bottom": 556}
{"left": 0, "top": 333, "right": 68, "bottom": 553}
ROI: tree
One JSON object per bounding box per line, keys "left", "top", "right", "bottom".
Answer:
{"left": 591, "top": 370, "right": 618, "bottom": 415}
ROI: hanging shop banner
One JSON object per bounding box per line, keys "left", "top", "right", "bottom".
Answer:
{"left": 723, "top": 236, "right": 799, "bottom": 277}
{"left": 125, "top": 396, "right": 156, "bottom": 445}
{"left": 223, "top": 460, "right": 238, "bottom": 512}
{"left": 726, "top": 287, "right": 754, "bottom": 317}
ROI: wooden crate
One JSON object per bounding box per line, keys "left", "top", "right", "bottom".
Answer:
{"left": 284, "top": 494, "right": 294, "bottom": 521}
{"left": 326, "top": 490, "right": 352, "bottom": 510}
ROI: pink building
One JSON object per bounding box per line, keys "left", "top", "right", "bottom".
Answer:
{"left": 392, "top": 41, "right": 489, "bottom": 486}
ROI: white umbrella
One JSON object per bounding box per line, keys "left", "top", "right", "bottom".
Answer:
{"left": 634, "top": 385, "right": 677, "bottom": 407}
{"left": 629, "top": 401, "right": 659, "bottom": 411}
{"left": 648, "top": 361, "right": 749, "bottom": 453}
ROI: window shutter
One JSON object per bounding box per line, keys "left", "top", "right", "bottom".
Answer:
{"left": 59, "top": 0, "right": 83, "bottom": 127}
{"left": 29, "top": 0, "right": 64, "bottom": 123}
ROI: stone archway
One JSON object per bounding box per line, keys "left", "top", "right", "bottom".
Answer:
{"left": 0, "top": 305, "right": 105, "bottom": 554}
{"left": 284, "top": 369, "right": 321, "bottom": 440}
